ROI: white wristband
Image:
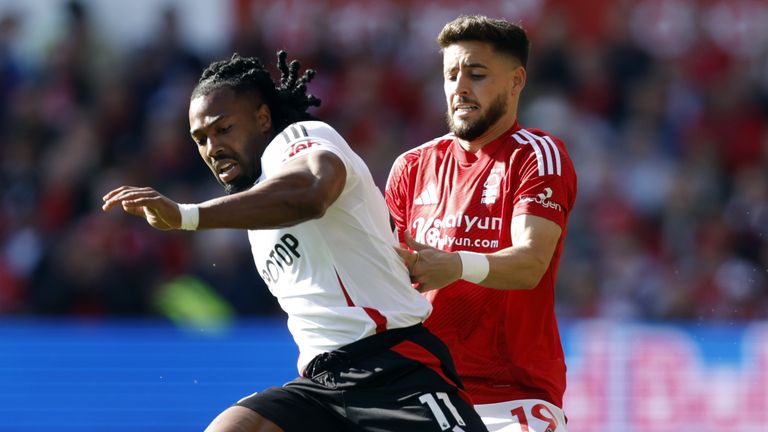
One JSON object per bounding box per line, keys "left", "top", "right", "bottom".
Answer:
{"left": 458, "top": 251, "right": 489, "bottom": 284}
{"left": 178, "top": 203, "right": 199, "bottom": 231}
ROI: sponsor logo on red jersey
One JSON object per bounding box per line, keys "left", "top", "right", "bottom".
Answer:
{"left": 413, "top": 214, "right": 502, "bottom": 249}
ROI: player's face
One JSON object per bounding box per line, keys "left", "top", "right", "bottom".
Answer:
{"left": 189, "top": 87, "right": 271, "bottom": 194}
{"left": 443, "top": 41, "right": 523, "bottom": 141}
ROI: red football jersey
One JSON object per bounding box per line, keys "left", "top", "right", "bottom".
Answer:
{"left": 386, "top": 122, "right": 577, "bottom": 407}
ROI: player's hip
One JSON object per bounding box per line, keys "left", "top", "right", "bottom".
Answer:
{"left": 475, "top": 399, "right": 567, "bottom": 432}
{"left": 303, "top": 323, "right": 463, "bottom": 391}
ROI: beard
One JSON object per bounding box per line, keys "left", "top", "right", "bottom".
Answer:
{"left": 214, "top": 159, "right": 259, "bottom": 195}
{"left": 222, "top": 178, "right": 254, "bottom": 195}
{"left": 446, "top": 94, "right": 508, "bottom": 141}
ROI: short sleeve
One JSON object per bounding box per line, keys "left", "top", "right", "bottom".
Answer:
{"left": 385, "top": 153, "right": 412, "bottom": 243}
{"left": 511, "top": 134, "right": 576, "bottom": 229}
{"left": 261, "top": 122, "right": 354, "bottom": 181}
{"left": 280, "top": 136, "right": 351, "bottom": 174}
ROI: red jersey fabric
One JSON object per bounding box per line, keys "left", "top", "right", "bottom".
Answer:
{"left": 385, "top": 122, "right": 577, "bottom": 407}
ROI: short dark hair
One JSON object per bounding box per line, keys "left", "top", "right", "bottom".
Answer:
{"left": 191, "top": 51, "right": 321, "bottom": 133}
{"left": 437, "top": 15, "right": 530, "bottom": 68}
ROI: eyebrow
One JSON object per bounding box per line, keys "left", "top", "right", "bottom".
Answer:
{"left": 190, "top": 114, "right": 224, "bottom": 136}
{"left": 445, "top": 62, "right": 489, "bottom": 72}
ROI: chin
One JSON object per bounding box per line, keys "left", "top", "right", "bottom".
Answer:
{"left": 223, "top": 182, "right": 248, "bottom": 195}
{"left": 223, "top": 184, "right": 239, "bottom": 195}
{"left": 222, "top": 176, "right": 256, "bottom": 195}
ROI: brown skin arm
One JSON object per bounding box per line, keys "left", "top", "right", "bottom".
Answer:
{"left": 204, "top": 406, "right": 284, "bottom": 432}
{"left": 101, "top": 150, "right": 346, "bottom": 230}
{"left": 396, "top": 214, "right": 562, "bottom": 292}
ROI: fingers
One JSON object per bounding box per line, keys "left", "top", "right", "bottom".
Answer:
{"left": 101, "top": 186, "right": 140, "bottom": 207}
{"left": 404, "top": 230, "right": 428, "bottom": 251}
{"left": 102, "top": 186, "right": 135, "bottom": 211}
{"left": 394, "top": 246, "right": 411, "bottom": 263}
{"left": 394, "top": 246, "right": 419, "bottom": 268}
{"left": 101, "top": 186, "right": 128, "bottom": 204}
{"left": 102, "top": 187, "right": 157, "bottom": 211}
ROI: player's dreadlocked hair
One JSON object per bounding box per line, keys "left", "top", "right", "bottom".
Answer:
{"left": 191, "top": 51, "right": 321, "bottom": 134}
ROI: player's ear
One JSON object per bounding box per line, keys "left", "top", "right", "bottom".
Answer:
{"left": 255, "top": 103, "right": 272, "bottom": 134}
{"left": 511, "top": 66, "right": 526, "bottom": 95}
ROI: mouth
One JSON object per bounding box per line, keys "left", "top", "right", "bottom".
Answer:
{"left": 453, "top": 102, "right": 479, "bottom": 117}
{"left": 214, "top": 159, "right": 241, "bottom": 183}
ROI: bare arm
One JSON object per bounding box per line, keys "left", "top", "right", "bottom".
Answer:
{"left": 102, "top": 150, "right": 346, "bottom": 230}
{"left": 397, "top": 214, "right": 562, "bottom": 292}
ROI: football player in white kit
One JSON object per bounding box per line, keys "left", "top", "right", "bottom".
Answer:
{"left": 102, "top": 52, "right": 487, "bottom": 432}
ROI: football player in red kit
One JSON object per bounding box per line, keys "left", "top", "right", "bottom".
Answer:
{"left": 387, "top": 15, "right": 577, "bottom": 432}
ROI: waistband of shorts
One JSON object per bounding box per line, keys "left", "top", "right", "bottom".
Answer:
{"left": 303, "top": 323, "right": 425, "bottom": 378}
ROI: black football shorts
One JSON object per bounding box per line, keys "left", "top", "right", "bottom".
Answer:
{"left": 235, "top": 324, "right": 487, "bottom": 431}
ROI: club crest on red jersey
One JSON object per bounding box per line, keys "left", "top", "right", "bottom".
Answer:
{"left": 481, "top": 167, "right": 503, "bottom": 204}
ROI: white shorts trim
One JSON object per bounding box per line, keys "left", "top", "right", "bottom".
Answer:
{"left": 474, "top": 399, "right": 567, "bottom": 432}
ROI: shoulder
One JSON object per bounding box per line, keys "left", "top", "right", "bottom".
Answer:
{"left": 509, "top": 127, "right": 568, "bottom": 152}
{"left": 393, "top": 133, "right": 454, "bottom": 167}
{"left": 277, "top": 120, "right": 344, "bottom": 144}
{"left": 296, "top": 120, "right": 337, "bottom": 135}
{"left": 508, "top": 127, "right": 574, "bottom": 173}
{"left": 387, "top": 133, "right": 452, "bottom": 190}
{"left": 265, "top": 121, "right": 354, "bottom": 168}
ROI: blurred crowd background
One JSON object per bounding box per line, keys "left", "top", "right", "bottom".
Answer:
{"left": 1, "top": 0, "right": 767, "bottom": 321}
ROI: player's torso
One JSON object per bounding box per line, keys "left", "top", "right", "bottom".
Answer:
{"left": 248, "top": 121, "right": 431, "bottom": 371}
{"left": 405, "top": 137, "right": 521, "bottom": 368}
{"left": 399, "top": 132, "right": 569, "bottom": 405}
{"left": 248, "top": 222, "right": 331, "bottom": 299}
{"left": 408, "top": 138, "right": 516, "bottom": 254}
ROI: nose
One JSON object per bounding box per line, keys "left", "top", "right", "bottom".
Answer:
{"left": 205, "top": 137, "right": 224, "bottom": 158}
{"left": 457, "top": 72, "right": 476, "bottom": 95}
{"left": 447, "top": 73, "right": 470, "bottom": 100}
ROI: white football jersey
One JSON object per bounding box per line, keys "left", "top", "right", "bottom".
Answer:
{"left": 248, "top": 121, "right": 432, "bottom": 373}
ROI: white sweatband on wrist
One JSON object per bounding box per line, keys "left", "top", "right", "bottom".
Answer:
{"left": 178, "top": 203, "right": 199, "bottom": 231}
{"left": 458, "top": 251, "right": 489, "bottom": 284}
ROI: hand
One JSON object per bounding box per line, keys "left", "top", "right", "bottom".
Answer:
{"left": 102, "top": 186, "right": 181, "bottom": 230}
{"left": 394, "top": 231, "right": 462, "bottom": 293}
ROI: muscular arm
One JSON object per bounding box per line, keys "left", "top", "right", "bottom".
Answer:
{"left": 198, "top": 150, "right": 346, "bottom": 229}
{"left": 483, "top": 214, "right": 562, "bottom": 289}
{"left": 398, "top": 214, "right": 561, "bottom": 292}
{"left": 102, "top": 150, "right": 346, "bottom": 230}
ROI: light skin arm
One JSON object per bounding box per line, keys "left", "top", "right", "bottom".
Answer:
{"left": 396, "top": 214, "right": 562, "bottom": 292}
{"left": 101, "top": 150, "right": 346, "bottom": 230}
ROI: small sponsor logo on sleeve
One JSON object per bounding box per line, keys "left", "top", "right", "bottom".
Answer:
{"left": 519, "top": 187, "right": 562, "bottom": 212}
{"left": 283, "top": 139, "right": 320, "bottom": 161}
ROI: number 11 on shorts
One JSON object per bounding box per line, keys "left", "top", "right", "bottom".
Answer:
{"left": 419, "top": 392, "right": 467, "bottom": 430}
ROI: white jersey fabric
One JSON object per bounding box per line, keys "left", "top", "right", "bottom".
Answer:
{"left": 247, "top": 121, "right": 432, "bottom": 373}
